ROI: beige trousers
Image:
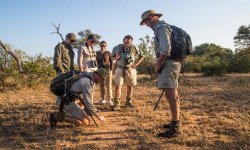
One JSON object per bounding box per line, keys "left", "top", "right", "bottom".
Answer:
{"left": 99, "top": 71, "right": 113, "bottom": 100}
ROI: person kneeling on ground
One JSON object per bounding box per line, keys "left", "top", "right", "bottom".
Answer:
{"left": 49, "top": 68, "right": 109, "bottom": 127}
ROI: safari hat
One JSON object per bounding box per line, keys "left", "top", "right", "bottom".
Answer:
{"left": 66, "top": 33, "right": 77, "bottom": 42}
{"left": 87, "top": 34, "right": 98, "bottom": 43}
{"left": 94, "top": 68, "right": 109, "bottom": 80}
{"left": 140, "top": 10, "right": 162, "bottom": 25}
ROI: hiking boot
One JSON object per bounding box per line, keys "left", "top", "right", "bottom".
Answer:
{"left": 125, "top": 97, "right": 134, "bottom": 108}
{"left": 162, "top": 123, "right": 171, "bottom": 129}
{"left": 157, "top": 128, "right": 180, "bottom": 138}
{"left": 98, "top": 99, "right": 106, "bottom": 104}
{"left": 112, "top": 104, "right": 121, "bottom": 111}
{"left": 163, "top": 120, "right": 181, "bottom": 129}
{"left": 157, "top": 121, "right": 180, "bottom": 138}
{"left": 49, "top": 111, "right": 65, "bottom": 128}
{"left": 108, "top": 99, "right": 114, "bottom": 106}
{"left": 112, "top": 98, "right": 120, "bottom": 111}
{"left": 125, "top": 101, "right": 135, "bottom": 108}
{"left": 49, "top": 113, "right": 57, "bottom": 129}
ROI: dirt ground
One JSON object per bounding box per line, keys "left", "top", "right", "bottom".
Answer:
{"left": 0, "top": 74, "right": 249, "bottom": 150}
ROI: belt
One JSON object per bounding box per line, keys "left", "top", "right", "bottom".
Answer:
{"left": 117, "top": 65, "right": 129, "bottom": 70}
{"left": 165, "top": 56, "right": 180, "bottom": 62}
{"left": 64, "top": 92, "right": 80, "bottom": 105}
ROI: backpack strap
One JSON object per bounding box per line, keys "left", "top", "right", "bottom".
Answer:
{"left": 58, "top": 74, "right": 92, "bottom": 112}
{"left": 80, "top": 73, "right": 93, "bottom": 83}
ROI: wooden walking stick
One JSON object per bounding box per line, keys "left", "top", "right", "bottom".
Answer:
{"left": 153, "top": 90, "right": 164, "bottom": 111}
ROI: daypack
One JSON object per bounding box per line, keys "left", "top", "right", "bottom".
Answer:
{"left": 50, "top": 71, "right": 93, "bottom": 97}
{"left": 50, "top": 70, "right": 81, "bottom": 96}
{"left": 168, "top": 24, "right": 192, "bottom": 60}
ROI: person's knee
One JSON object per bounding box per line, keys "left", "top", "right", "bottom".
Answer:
{"left": 172, "top": 92, "right": 179, "bottom": 100}
{"left": 74, "top": 117, "right": 91, "bottom": 126}
{"left": 65, "top": 116, "right": 84, "bottom": 126}
{"left": 81, "top": 118, "right": 90, "bottom": 125}
{"left": 175, "top": 94, "right": 180, "bottom": 104}
{"left": 74, "top": 119, "right": 84, "bottom": 126}
{"left": 165, "top": 89, "right": 179, "bottom": 102}
{"left": 116, "top": 84, "right": 122, "bottom": 90}
{"left": 78, "top": 117, "right": 90, "bottom": 125}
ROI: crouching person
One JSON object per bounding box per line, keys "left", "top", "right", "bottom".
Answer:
{"left": 49, "top": 68, "right": 109, "bottom": 128}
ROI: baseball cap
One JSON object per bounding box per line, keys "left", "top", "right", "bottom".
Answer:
{"left": 66, "top": 33, "right": 77, "bottom": 42}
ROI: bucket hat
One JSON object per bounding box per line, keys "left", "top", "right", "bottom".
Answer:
{"left": 140, "top": 10, "right": 162, "bottom": 25}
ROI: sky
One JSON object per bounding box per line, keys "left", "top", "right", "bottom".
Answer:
{"left": 1, "top": 0, "right": 250, "bottom": 58}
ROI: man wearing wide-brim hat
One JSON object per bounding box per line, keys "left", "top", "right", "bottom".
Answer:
{"left": 140, "top": 10, "right": 162, "bottom": 26}
{"left": 140, "top": 10, "right": 182, "bottom": 138}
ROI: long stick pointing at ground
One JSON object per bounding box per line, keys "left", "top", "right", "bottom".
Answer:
{"left": 153, "top": 90, "right": 164, "bottom": 111}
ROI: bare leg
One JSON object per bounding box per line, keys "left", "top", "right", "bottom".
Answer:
{"left": 165, "top": 88, "right": 180, "bottom": 121}
{"left": 115, "top": 84, "right": 122, "bottom": 99}
{"left": 64, "top": 115, "right": 90, "bottom": 126}
{"left": 127, "top": 85, "right": 133, "bottom": 98}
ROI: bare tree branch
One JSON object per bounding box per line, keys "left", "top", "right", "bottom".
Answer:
{"left": 50, "top": 23, "right": 64, "bottom": 41}
{"left": 0, "top": 40, "right": 23, "bottom": 72}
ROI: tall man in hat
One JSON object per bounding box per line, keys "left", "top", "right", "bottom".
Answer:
{"left": 140, "top": 10, "right": 182, "bottom": 138}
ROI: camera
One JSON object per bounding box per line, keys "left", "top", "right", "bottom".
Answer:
{"left": 91, "top": 60, "right": 98, "bottom": 68}
{"left": 124, "top": 53, "right": 133, "bottom": 65}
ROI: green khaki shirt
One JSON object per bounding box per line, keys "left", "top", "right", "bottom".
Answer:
{"left": 111, "top": 44, "right": 144, "bottom": 68}
{"left": 53, "top": 41, "right": 75, "bottom": 74}
{"left": 153, "top": 20, "right": 172, "bottom": 58}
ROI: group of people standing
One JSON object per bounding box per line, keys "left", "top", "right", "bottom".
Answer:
{"left": 50, "top": 10, "right": 183, "bottom": 138}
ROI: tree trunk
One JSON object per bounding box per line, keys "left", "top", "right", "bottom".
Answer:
{"left": 0, "top": 40, "right": 23, "bottom": 72}
{"left": 51, "top": 23, "right": 64, "bottom": 41}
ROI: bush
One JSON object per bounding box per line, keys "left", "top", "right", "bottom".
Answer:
{"left": 228, "top": 48, "right": 250, "bottom": 73}
{"left": 201, "top": 61, "right": 227, "bottom": 76}
{"left": 183, "top": 55, "right": 207, "bottom": 73}
{"left": 0, "top": 54, "right": 56, "bottom": 91}
{"left": 136, "top": 35, "right": 156, "bottom": 78}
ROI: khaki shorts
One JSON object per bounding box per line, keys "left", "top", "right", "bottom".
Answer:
{"left": 115, "top": 67, "right": 137, "bottom": 86}
{"left": 56, "top": 97, "right": 88, "bottom": 119}
{"left": 158, "top": 60, "right": 181, "bottom": 89}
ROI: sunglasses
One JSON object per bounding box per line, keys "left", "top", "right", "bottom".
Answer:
{"left": 101, "top": 45, "right": 106, "bottom": 47}
{"left": 70, "top": 40, "right": 76, "bottom": 43}
{"left": 90, "top": 40, "right": 97, "bottom": 44}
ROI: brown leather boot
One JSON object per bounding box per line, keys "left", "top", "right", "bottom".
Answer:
{"left": 162, "top": 123, "right": 171, "bottom": 129}
{"left": 157, "top": 121, "right": 181, "bottom": 138}
{"left": 49, "top": 111, "right": 65, "bottom": 128}
{"left": 49, "top": 113, "right": 57, "bottom": 129}
{"left": 125, "top": 97, "right": 134, "bottom": 108}
{"left": 112, "top": 98, "right": 121, "bottom": 111}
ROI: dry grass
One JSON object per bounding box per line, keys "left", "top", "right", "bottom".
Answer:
{"left": 0, "top": 74, "right": 249, "bottom": 149}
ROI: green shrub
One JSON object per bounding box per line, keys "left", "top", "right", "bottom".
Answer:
{"left": 0, "top": 54, "right": 56, "bottom": 91}
{"left": 201, "top": 61, "right": 227, "bottom": 76}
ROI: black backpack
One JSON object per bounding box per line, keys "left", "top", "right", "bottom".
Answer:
{"left": 50, "top": 70, "right": 81, "bottom": 96}
{"left": 168, "top": 24, "right": 192, "bottom": 60}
